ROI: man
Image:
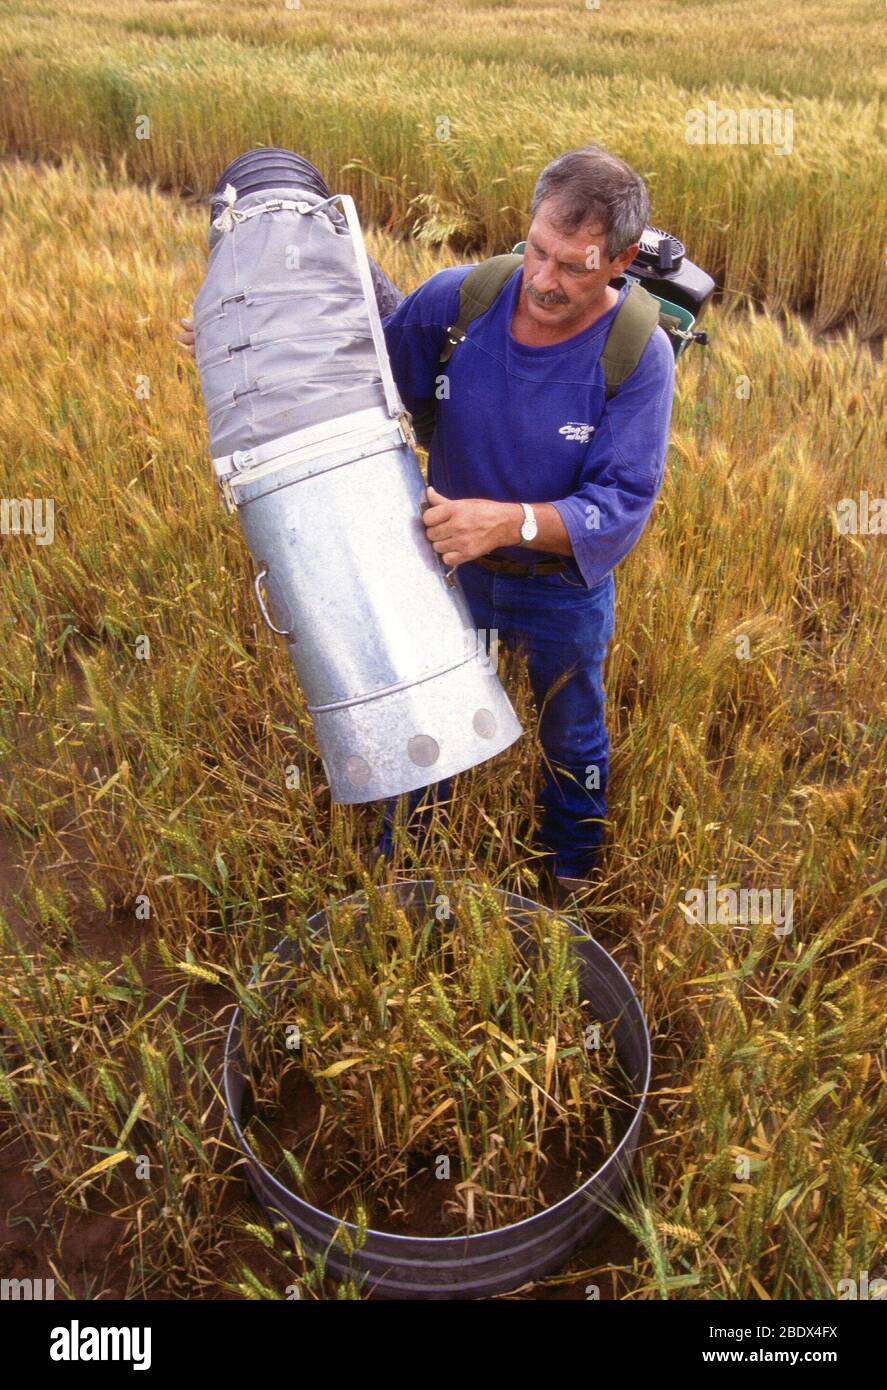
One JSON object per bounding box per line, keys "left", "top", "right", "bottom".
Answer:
{"left": 179, "top": 144, "right": 675, "bottom": 908}
{"left": 375, "top": 145, "right": 675, "bottom": 905}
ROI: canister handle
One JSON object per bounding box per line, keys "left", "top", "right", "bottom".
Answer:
{"left": 253, "top": 568, "right": 295, "bottom": 640}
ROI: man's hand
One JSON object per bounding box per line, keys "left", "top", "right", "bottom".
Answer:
{"left": 176, "top": 316, "right": 196, "bottom": 356}
{"left": 422, "top": 485, "right": 522, "bottom": 565}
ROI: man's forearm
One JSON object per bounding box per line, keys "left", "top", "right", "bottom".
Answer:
{"left": 495, "top": 501, "right": 574, "bottom": 557}
{"left": 422, "top": 487, "right": 574, "bottom": 566}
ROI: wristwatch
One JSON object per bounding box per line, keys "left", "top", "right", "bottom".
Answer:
{"left": 518, "top": 503, "right": 538, "bottom": 546}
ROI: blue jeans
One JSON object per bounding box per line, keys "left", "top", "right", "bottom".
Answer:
{"left": 376, "top": 560, "right": 616, "bottom": 879}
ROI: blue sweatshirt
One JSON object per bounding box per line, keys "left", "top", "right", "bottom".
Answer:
{"left": 381, "top": 264, "right": 675, "bottom": 589}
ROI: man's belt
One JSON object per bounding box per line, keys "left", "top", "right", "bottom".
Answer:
{"left": 475, "top": 551, "right": 568, "bottom": 576}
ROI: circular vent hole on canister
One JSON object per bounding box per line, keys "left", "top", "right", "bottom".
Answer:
{"left": 473, "top": 708, "right": 497, "bottom": 739}
{"left": 407, "top": 735, "right": 440, "bottom": 768}
{"left": 344, "top": 754, "right": 372, "bottom": 787}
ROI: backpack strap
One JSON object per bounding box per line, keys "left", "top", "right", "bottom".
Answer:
{"left": 438, "top": 254, "right": 523, "bottom": 365}
{"left": 600, "top": 280, "right": 662, "bottom": 399}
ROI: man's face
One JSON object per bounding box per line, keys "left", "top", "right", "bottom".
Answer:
{"left": 521, "top": 200, "right": 639, "bottom": 329}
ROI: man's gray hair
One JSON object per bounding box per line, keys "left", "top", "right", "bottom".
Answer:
{"left": 530, "top": 145, "right": 649, "bottom": 261}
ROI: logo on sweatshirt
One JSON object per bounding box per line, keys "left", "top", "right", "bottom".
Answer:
{"left": 559, "top": 422, "right": 595, "bottom": 443}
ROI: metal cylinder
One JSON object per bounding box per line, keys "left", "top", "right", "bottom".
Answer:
{"left": 223, "top": 880, "right": 652, "bottom": 1299}
{"left": 193, "top": 153, "right": 522, "bottom": 803}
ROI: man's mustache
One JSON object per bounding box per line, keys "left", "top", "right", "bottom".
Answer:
{"left": 526, "top": 281, "right": 569, "bottom": 306}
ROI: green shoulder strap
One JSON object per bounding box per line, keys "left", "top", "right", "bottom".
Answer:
{"left": 438, "top": 254, "right": 524, "bottom": 366}
{"left": 409, "top": 254, "right": 523, "bottom": 448}
{"left": 600, "top": 280, "right": 662, "bottom": 399}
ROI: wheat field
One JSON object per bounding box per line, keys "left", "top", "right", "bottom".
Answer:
{"left": 1, "top": 1, "right": 886, "bottom": 333}
{"left": 0, "top": 0, "right": 885, "bottom": 1303}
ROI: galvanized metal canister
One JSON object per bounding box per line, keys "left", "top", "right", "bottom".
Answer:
{"left": 193, "top": 166, "right": 522, "bottom": 803}
{"left": 223, "top": 880, "right": 652, "bottom": 1299}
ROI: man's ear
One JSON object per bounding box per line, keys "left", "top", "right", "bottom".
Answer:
{"left": 611, "top": 242, "right": 640, "bottom": 277}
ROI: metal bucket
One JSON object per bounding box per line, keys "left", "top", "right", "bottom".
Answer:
{"left": 193, "top": 159, "right": 522, "bottom": 803}
{"left": 223, "top": 880, "right": 652, "bottom": 1299}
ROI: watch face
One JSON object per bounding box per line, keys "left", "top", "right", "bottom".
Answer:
{"left": 521, "top": 518, "right": 538, "bottom": 541}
